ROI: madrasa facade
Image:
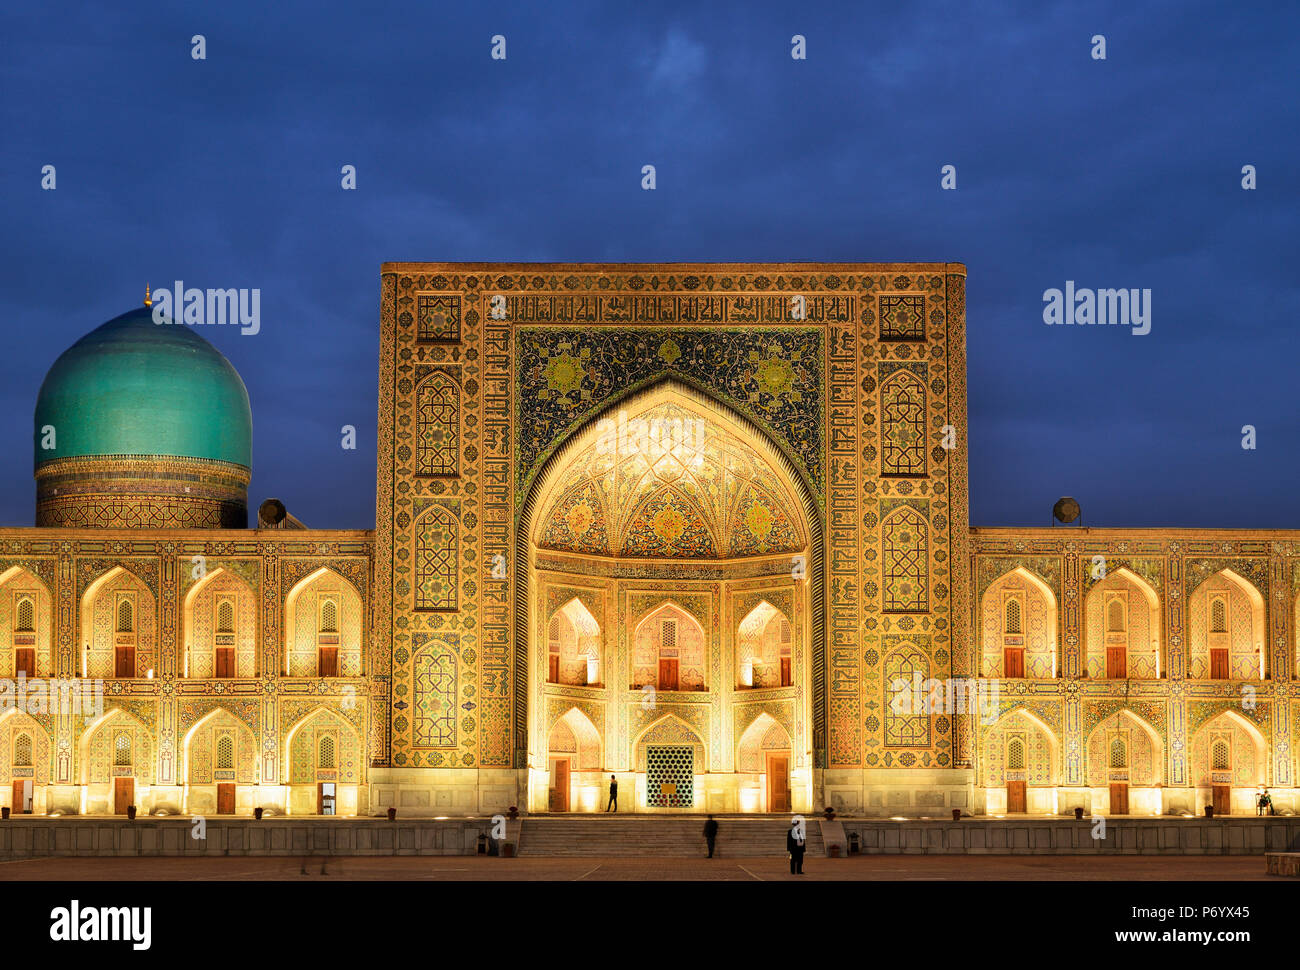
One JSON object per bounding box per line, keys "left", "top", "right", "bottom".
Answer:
{"left": 0, "top": 262, "right": 1295, "bottom": 819}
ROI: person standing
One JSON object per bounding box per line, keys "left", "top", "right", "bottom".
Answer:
{"left": 703, "top": 815, "right": 719, "bottom": 858}
{"left": 1258, "top": 790, "right": 1268, "bottom": 816}
{"left": 786, "top": 819, "right": 806, "bottom": 875}
{"left": 606, "top": 774, "right": 618, "bottom": 812}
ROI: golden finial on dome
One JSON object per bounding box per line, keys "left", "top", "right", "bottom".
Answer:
{"left": 144, "top": 283, "right": 152, "bottom": 307}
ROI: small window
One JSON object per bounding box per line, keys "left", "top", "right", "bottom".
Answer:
{"left": 1211, "top": 738, "right": 1230, "bottom": 771}
{"left": 1109, "top": 736, "right": 1127, "bottom": 769}
{"left": 549, "top": 616, "right": 560, "bottom": 643}
{"left": 320, "top": 599, "right": 338, "bottom": 634}
{"left": 662, "top": 619, "right": 677, "bottom": 649}
{"left": 13, "top": 733, "right": 32, "bottom": 766}
{"left": 216, "top": 734, "right": 234, "bottom": 770}
{"left": 15, "top": 597, "right": 34, "bottom": 633}
{"left": 1004, "top": 598, "right": 1022, "bottom": 635}
{"left": 780, "top": 618, "right": 792, "bottom": 644}
{"left": 216, "top": 600, "right": 235, "bottom": 634}
{"left": 117, "top": 599, "right": 134, "bottom": 634}
{"left": 114, "top": 732, "right": 131, "bottom": 766}
{"left": 1006, "top": 736, "right": 1025, "bottom": 771}
{"left": 1107, "top": 598, "right": 1125, "bottom": 633}
{"left": 319, "top": 735, "right": 336, "bottom": 769}
{"left": 1210, "top": 597, "right": 1227, "bottom": 634}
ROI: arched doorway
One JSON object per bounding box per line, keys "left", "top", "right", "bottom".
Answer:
{"left": 517, "top": 379, "right": 822, "bottom": 812}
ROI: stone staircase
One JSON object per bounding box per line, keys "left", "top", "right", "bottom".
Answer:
{"left": 517, "top": 814, "right": 826, "bottom": 857}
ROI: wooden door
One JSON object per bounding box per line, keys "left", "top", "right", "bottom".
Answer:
{"left": 1105, "top": 646, "right": 1126, "bottom": 679}
{"left": 318, "top": 783, "right": 337, "bottom": 815}
{"left": 1006, "top": 780, "right": 1027, "bottom": 813}
{"left": 767, "top": 753, "right": 791, "bottom": 813}
{"left": 217, "top": 783, "right": 235, "bottom": 815}
{"left": 114, "top": 646, "right": 135, "bottom": 678}
{"left": 659, "top": 658, "right": 678, "bottom": 691}
{"left": 1209, "top": 649, "right": 1229, "bottom": 680}
{"left": 318, "top": 647, "right": 338, "bottom": 677}
{"left": 780, "top": 657, "right": 791, "bottom": 687}
{"left": 1003, "top": 647, "right": 1024, "bottom": 678}
{"left": 1212, "top": 784, "right": 1231, "bottom": 816}
{"left": 12, "top": 780, "right": 29, "bottom": 814}
{"left": 1109, "top": 782, "right": 1129, "bottom": 815}
{"left": 13, "top": 648, "right": 34, "bottom": 678}
{"left": 548, "top": 654, "right": 559, "bottom": 682}
{"left": 114, "top": 777, "right": 133, "bottom": 815}
{"left": 549, "top": 759, "right": 570, "bottom": 812}
{"left": 215, "top": 647, "right": 234, "bottom": 678}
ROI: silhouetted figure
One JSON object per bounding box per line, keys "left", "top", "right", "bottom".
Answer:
{"left": 786, "top": 820, "right": 806, "bottom": 875}
{"left": 703, "top": 815, "right": 719, "bottom": 858}
{"left": 1258, "top": 791, "right": 1268, "bottom": 816}
{"left": 606, "top": 774, "right": 618, "bottom": 812}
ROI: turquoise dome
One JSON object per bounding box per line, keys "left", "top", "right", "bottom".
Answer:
{"left": 34, "top": 306, "right": 253, "bottom": 468}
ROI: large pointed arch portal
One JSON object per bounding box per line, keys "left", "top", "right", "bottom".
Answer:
{"left": 515, "top": 377, "right": 825, "bottom": 810}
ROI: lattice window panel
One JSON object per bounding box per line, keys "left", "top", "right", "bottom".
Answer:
{"left": 114, "top": 733, "right": 131, "bottom": 766}
{"left": 880, "top": 372, "right": 927, "bottom": 475}
{"left": 15, "top": 597, "right": 33, "bottom": 633}
{"left": 116, "top": 598, "right": 134, "bottom": 633}
{"left": 646, "top": 745, "right": 694, "bottom": 808}
{"left": 1004, "top": 598, "right": 1021, "bottom": 635}
{"left": 217, "top": 600, "right": 235, "bottom": 634}
{"left": 1211, "top": 737, "right": 1231, "bottom": 771}
{"left": 1210, "top": 597, "right": 1227, "bottom": 634}
{"left": 320, "top": 599, "right": 338, "bottom": 633}
{"left": 216, "top": 734, "right": 234, "bottom": 770}
{"left": 1107, "top": 597, "right": 1125, "bottom": 632}
{"left": 882, "top": 507, "right": 928, "bottom": 612}
{"left": 415, "top": 507, "right": 459, "bottom": 611}
{"left": 319, "top": 735, "right": 336, "bottom": 769}
{"left": 413, "top": 647, "right": 457, "bottom": 746}
{"left": 662, "top": 619, "right": 677, "bottom": 649}
{"left": 13, "top": 733, "right": 31, "bottom": 766}
{"left": 1109, "top": 736, "right": 1127, "bottom": 769}
{"left": 416, "top": 372, "right": 460, "bottom": 476}
{"left": 1006, "top": 736, "right": 1026, "bottom": 771}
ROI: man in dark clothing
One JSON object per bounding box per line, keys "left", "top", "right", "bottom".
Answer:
{"left": 606, "top": 774, "right": 618, "bottom": 812}
{"left": 703, "top": 815, "right": 719, "bottom": 858}
{"left": 786, "top": 819, "right": 806, "bottom": 874}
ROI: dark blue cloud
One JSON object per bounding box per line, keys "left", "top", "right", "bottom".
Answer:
{"left": 0, "top": 0, "right": 1295, "bottom": 527}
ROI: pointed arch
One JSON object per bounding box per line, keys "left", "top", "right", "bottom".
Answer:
{"left": 0, "top": 707, "right": 52, "bottom": 785}
{"left": 0, "top": 565, "right": 52, "bottom": 678}
{"left": 1086, "top": 567, "right": 1163, "bottom": 679}
{"left": 1085, "top": 708, "right": 1164, "bottom": 786}
{"left": 736, "top": 600, "right": 793, "bottom": 688}
{"left": 180, "top": 706, "right": 258, "bottom": 785}
{"left": 1188, "top": 568, "right": 1265, "bottom": 680}
{"left": 78, "top": 707, "right": 155, "bottom": 786}
{"left": 1190, "top": 709, "right": 1268, "bottom": 788}
{"left": 632, "top": 600, "right": 709, "bottom": 692}
{"left": 182, "top": 566, "right": 258, "bottom": 679}
{"left": 547, "top": 597, "right": 603, "bottom": 686}
{"left": 548, "top": 706, "right": 602, "bottom": 771}
{"left": 79, "top": 565, "right": 156, "bottom": 679}
{"left": 980, "top": 706, "right": 1060, "bottom": 790}
{"left": 284, "top": 567, "right": 364, "bottom": 677}
{"left": 736, "top": 711, "right": 791, "bottom": 772}
{"left": 281, "top": 706, "right": 363, "bottom": 788}
{"left": 981, "top": 566, "right": 1059, "bottom": 678}
{"left": 516, "top": 377, "right": 825, "bottom": 773}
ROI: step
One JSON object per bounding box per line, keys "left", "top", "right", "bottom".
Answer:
{"left": 517, "top": 816, "right": 827, "bottom": 857}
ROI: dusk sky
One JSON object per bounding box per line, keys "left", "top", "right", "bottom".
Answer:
{"left": 2, "top": 0, "right": 1296, "bottom": 529}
